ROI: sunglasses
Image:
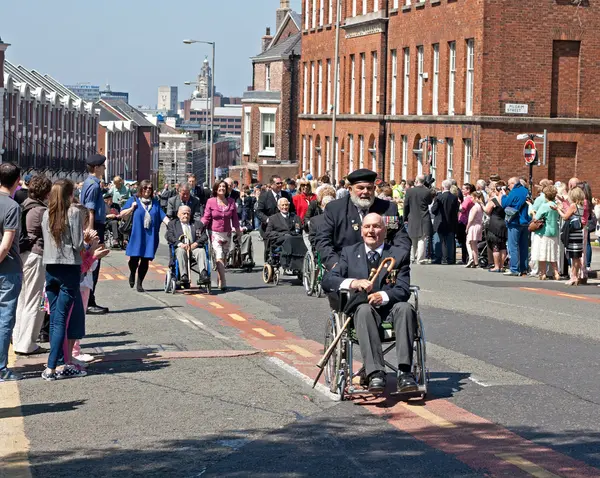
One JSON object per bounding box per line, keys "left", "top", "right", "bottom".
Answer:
{"left": 142, "top": 186, "right": 153, "bottom": 191}
{"left": 274, "top": 182, "right": 283, "bottom": 185}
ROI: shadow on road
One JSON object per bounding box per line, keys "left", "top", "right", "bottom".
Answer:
{"left": 83, "top": 331, "right": 132, "bottom": 339}
{"left": 110, "top": 306, "right": 181, "bottom": 314}
{"left": 0, "top": 400, "right": 87, "bottom": 419}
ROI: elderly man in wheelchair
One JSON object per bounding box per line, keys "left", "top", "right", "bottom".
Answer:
{"left": 166, "top": 205, "right": 209, "bottom": 286}
{"left": 321, "top": 213, "right": 420, "bottom": 396}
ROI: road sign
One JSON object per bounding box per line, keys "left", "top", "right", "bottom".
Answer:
{"left": 523, "top": 139, "right": 537, "bottom": 164}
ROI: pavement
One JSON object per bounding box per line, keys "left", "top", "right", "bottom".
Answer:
{"left": 1, "top": 229, "right": 599, "bottom": 477}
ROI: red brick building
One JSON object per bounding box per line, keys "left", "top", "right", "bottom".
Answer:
{"left": 232, "top": 1, "right": 302, "bottom": 185}
{"left": 298, "top": 0, "right": 600, "bottom": 190}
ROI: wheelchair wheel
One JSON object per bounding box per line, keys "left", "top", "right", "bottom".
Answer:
{"left": 316, "top": 282, "right": 324, "bottom": 298}
{"left": 303, "top": 252, "right": 314, "bottom": 296}
{"left": 164, "top": 270, "right": 172, "bottom": 293}
{"left": 262, "top": 264, "right": 273, "bottom": 284}
{"left": 170, "top": 277, "right": 177, "bottom": 294}
{"left": 413, "top": 319, "right": 428, "bottom": 399}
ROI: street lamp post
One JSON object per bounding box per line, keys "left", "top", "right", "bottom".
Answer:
{"left": 184, "top": 39, "right": 216, "bottom": 187}
{"left": 184, "top": 80, "right": 210, "bottom": 184}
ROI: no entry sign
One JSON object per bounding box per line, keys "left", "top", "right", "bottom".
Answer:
{"left": 523, "top": 139, "right": 537, "bottom": 164}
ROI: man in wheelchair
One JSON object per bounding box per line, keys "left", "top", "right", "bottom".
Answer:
{"left": 322, "top": 213, "right": 418, "bottom": 395}
{"left": 104, "top": 193, "right": 123, "bottom": 248}
{"left": 166, "top": 205, "right": 209, "bottom": 285}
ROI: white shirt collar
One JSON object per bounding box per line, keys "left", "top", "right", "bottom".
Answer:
{"left": 280, "top": 212, "right": 288, "bottom": 218}
{"left": 365, "top": 244, "right": 384, "bottom": 256}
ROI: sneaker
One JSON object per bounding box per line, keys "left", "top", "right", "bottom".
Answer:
{"left": 57, "top": 364, "right": 87, "bottom": 379}
{"left": 41, "top": 369, "right": 57, "bottom": 381}
{"left": 70, "top": 358, "right": 90, "bottom": 369}
{"left": 0, "top": 369, "right": 23, "bottom": 382}
{"left": 503, "top": 271, "right": 519, "bottom": 276}
{"left": 73, "top": 353, "right": 95, "bottom": 363}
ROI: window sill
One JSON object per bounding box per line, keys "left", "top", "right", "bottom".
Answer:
{"left": 258, "top": 150, "right": 276, "bottom": 157}
{"left": 401, "top": 5, "right": 411, "bottom": 12}
{"left": 415, "top": 1, "right": 426, "bottom": 8}
{"left": 242, "top": 151, "right": 250, "bottom": 156}
{"left": 389, "top": 8, "right": 399, "bottom": 15}
{"left": 431, "top": 0, "right": 441, "bottom": 4}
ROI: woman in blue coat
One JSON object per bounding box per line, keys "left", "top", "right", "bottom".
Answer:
{"left": 121, "top": 180, "right": 169, "bottom": 292}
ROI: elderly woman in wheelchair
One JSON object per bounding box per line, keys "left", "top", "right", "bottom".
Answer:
{"left": 318, "top": 213, "right": 427, "bottom": 398}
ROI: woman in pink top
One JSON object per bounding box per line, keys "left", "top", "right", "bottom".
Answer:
{"left": 466, "top": 191, "right": 484, "bottom": 268}
{"left": 457, "top": 183, "right": 475, "bottom": 264}
{"left": 201, "top": 180, "right": 241, "bottom": 290}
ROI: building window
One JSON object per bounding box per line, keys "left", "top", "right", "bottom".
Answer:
{"left": 260, "top": 110, "right": 276, "bottom": 154}
{"left": 312, "top": 0, "right": 317, "bottom": 28}
{"left": 352, "top": 0, "right": 357, "bottom": 16}
{"left": 349, "top": 134, "right": 354, "bottom": 172}
{"left": 327, "top": 59, "right": 332, "bottom": 113}
{"left": 309, "top": 136, "right": 314, "bottom": 172}
{"left": 303, "top": 63, "right": 308, "bottom": 114}
{"left": 391, "top": 49, "right": 398, "bottom": 115}
{"left": 318, "top": 61, "right": 323, "bottom": 114}
{"left": 463, "top": 138, "right": 472, "bottom": 183}
{"left": 446, "top": 138, "right": 453, "bottom": 178}
{"left": 360, "top": 53, "right": 366, "bottom": 114}
{"left": 362, "top": 0, "right": 367, "bottom": 15}
{"left": 243, "top": 108, "right": 251, "bottom": 155}
{"left": 417, "top": 45, "right": 424, "bottom": 116}
{"left": 336, "top": 58, "right": 341, "bottom": 114}
{"left": 393, "top": 0, "right": 399, "bottom": 8}
{"left": 329, "top": 0, "right": 333, "bottom": 24}
{"left": 350, "top": 55, "right": 356, "bottom": 114}
{"left": 359, "top": 135, "right": 364, "bottom": 168}
{"left": 402, "top": 135, "right": 408, "bottom": 180}
{"left": 448, "top": 41, "right": 456, "bottom": 115}
{"left": 430, "top": 137, "right": 437, "bottom": 179}
{"left": 305, "top": 0, "right": 310, "bottom": 29}
{"left": 374, "top": 0, "right": 379, "bottom": 12}
{"left": 466, "top": 39, "right": 475, "bottom": 116}
{"left": 432, "top": 44, "right": 439, "bottom": 116}
{"left": 403, "top": 48, "right": 410, "bottom": 115}
{"left": 372, "top": 52, "right": 378, "bottom": 115}
{"left": 310, "top": 62, "right": 315, "bottom": 114}
{"left": 389, "top": 134, "right": 396, "bottom": 181}
{"left": 320, "top": 0, "right": 324, "bottom": 26}
{"left": 326, "top": 136, "right": 330, "bottom": 171}
{"left": 302, "top": 135, "right": 307, "bottom": 170}
{"left": 334, "top": 137, "right": 339, "bottom": 181}
{"left": 265, "top": 64, "right": 271, "bottom": 91}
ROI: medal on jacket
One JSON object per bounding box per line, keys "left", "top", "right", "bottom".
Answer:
{"left": 352, "top": 219, "right": 359, "bottom": 231}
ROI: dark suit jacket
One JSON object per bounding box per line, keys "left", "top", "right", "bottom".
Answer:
{"left": 167, "top": 195, "right": 202, "bottom": 222}
{"left": 265, "top": 212, "right": 301, "bottom": 246}
{"left": 403, "top": 186, "right": 434, "bottom": 238}
{"left": 315, "top": 195, "right": 407, "bottom": 270}
{"left": 322, "top": 242, "right": 411, "bottom": 318}
{"left": 431, "top": 191, "right": 460, "bottom": 234}
{"left": 165, "top": 219, "right": 208, "bottom": 249}
{"left": 256, "top": 190, "right": 295, "bottom": 233}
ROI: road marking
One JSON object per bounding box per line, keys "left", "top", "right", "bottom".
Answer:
{"left": 116, "top": 274, "right": 126, "bottom": 280}
{"left": 229, "top": 313, "right": 246, "bottom": 322}
{"left": 192, "top": 294, "right": 207, "bottom": 300}
{"left": 496, "top": 454, "right": 562, "bottom": 478}
{"left": 102, "top": 273, "right": 114, "bottom": 280}
{"left": 287, "top": 344, "right": 315, "bottom": 358}
{"left": 401, "top": 403, "right": 457, "bottom": 429}
{"left": 253, "top": 328, "right": 275, "bottom": 337}
{"left": 427, "top": 343, "right": 540, "bottom": 387}
{"left": 0, "top": 347, "right": 32, "bottom": 478}
{"left": 557, "top": 293, "right": 585, "bottom": 299}
{"left": 484, "top": 300, "right": 579, "bottom": 319}
{"left": 209, "top": 302, "right": 224, "bottom": 309}
{"left": 521, "top": 287, "right": 540, "bottom": 292}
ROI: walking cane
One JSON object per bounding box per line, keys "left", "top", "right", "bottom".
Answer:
{"left": 312, "top": 257, "right": 396, "bottom": 388}
{"left": 179, "top": 234, "right": 193, "bottom": 281}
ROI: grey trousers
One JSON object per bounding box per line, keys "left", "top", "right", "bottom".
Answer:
{"left": 175, "top": 247, "right": 207, "bottom": 280}
{"left": 353, "top": 302, "right": 417, "bottom": 376}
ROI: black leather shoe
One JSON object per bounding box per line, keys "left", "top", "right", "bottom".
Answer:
{"left": 396, "top": 372, "right": 419, "bottom": 394}
{"left": 198, "top": 271, "right": 209, "bottom": 284}
{"left": 87, "top": 306, "right": 109, "bottom": 315}
{"left": 181, "top": 274, "right": 189, "bottom": 283}
{"left": 129, "top": 273, "right": 135, "bottom": 288}
{"left": 368, "top": 372, "right": 386, "bottom": 395}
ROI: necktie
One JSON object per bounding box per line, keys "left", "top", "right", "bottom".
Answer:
{"left": 184, "top": 224, "right": 192, "bottom": 242}
{"left": 276, "top": 193, "right": 281, "bottom": 201}
{"left": 367, "top": 250, "right": 380, "bottom": 270}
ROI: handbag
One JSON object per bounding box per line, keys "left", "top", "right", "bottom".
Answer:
{"left": 528, "top": 218, "right": 544, "bottom": 232}
{"left": 570, "top": 213, "right": 583, "bottom": 231}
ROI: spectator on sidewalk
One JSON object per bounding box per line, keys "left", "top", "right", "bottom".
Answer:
{"left": 403, "top": 175, "right": 434, "bottom": 264}
{"left": 109, "top": 176, "right": 130, "bottom": 207}
{"left": 554, "top": 187, "right": 586, "bottom": 286}
{"left": 13, "top": 175, "right": 52, "bottom": 356}
{"left": 431, "top": 179, "right": 459, "bottom": 265}
{"left": 457, "top": 183, "right": 475, "bottom": 264}
{"left": 531, "top": 185, "right": 560, "bottom": 280}
{"left": 80, "top": 154, "right": 109, "bottom": 315}
{"left": 502, "top": 176, "right": 531, "bottom": 276}
{"left": 293, "top": 179, "right": 317, "bottom": 221}
{"left": 336, "top": 179, "right": 349, "bottom": 199}
{"left": 466, "top": 191, "right": 485, "bottom": 268}
{"left": 0, "top": 163, "right": 24, "bottom": 382}
{"left": 14, "top": 173, "right": 32, "bottom": 205}
{"left": 484, "top": 182, "right": 508, "bottom": 272}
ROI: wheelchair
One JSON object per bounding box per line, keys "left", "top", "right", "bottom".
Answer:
{"left": 227, "top": 233, "right": 255, "bottom": 272}
{"left": 262, "top": 235, "right": 306, "bottom": 286}
{"left": 302, "top": 248, "right": 325, "bottom": 298}
{"left": 164, "top": 242, "right": 212, "bottom": 294}
{"left": 322, "top": 286, "right": 428, "bottom": 401}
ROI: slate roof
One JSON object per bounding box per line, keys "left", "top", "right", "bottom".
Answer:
{"left": 98, "top": 98, "right": 155, "bottom": 128}
{"left": 252, "top": 32, "right": 301, "bottom": 62}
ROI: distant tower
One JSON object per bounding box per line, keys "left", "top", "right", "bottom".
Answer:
{"left": 276, "top": 0, "right": 291, "bottom": 32}
{"left": 195, "top": 56, "right": 213, "bottom": 99}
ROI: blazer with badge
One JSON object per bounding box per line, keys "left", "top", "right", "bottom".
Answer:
{"left": 266, "top": 212, "right": 301, "bottom": 245}
{"left": 315, "top": 195, "right": 407, "bottom": 270}
{"left": 403, "top": 186, "right": 434, "bottom": 238}
{"left": 322, "top": 242, "right": 412, "bottom": 318}
{"left": 256, "top": 190, "right": 295, "bottom": 232}
{"left": 165, "top": 219, "right": 208, "bottom": 249}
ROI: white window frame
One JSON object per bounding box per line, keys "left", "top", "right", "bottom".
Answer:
{"left": 463, "top": 138, "right": 472, "bottom": 183}
{"left": 374, "top": 0, "right": 379, "bottom": 12}
{"left": 317, "top": 140, "right": 323, "bottom": 175}
{"left": 265, "top": 63, "right": 271, "bottom": 92}
{"left": 362, "top": 0, "right": 367, "bottom": 15}
{"left": 310, "top": 62, "right": 315, "bottom": 114}
{"left": 448, "top": 41, "right": 456, "bottom": 115}
{"left": 389, "top": 134, "right": 396, "bottom": 181}
{"left": 393, "top": 0, "right": 399, "bottom": 8}
{"left": 350, "top": 55, "right": 356, "bottom": 114}
{"left": 372, "top": 52, "right": 378, "bottom": 115}
{"left": 466, "top": 39, "right": 475, "bottom": 116}
{"left": 318, "top": 61, "right": 323, "bottom": 114}
{"left": 336, "top": 58, "right": 341, "bottom": 114}
{"left": 403, "top": 48, "right": 410, "bottom": 115}
{"left": 432, "top": 44, "right": 439, "bottom": 115}
{"left": 326, "top": 136, "right": 331, "bottom": 171}
{"left": 360, "top": 53, "right": 366, "bottom": 114}
{"left": 405, "top": 0, "right": 411, "bottom": 5}
{"left": 352, "top": 0, "right": 357, "bottom": 16}
{"left": 430, "top": 137, "right": 437, "bottom": 179}
{"left": 417, "top": 45, "right": 424, "bottom": 116}
{"left": 309, "top": 136, "right": 314, "bottom": 172}
{"left": 320, "top": 0, "right": 324, "bottom": 26}
{"left": 243, "top": 107, "right": 251, "bottom": 155}
{"left": 328, "top": 0, "right": 333, "bottom": 24}
{"left": 402, "top": 135, "right": 408, "bottom": 180}
{"left": 349, "top": 134, "right": 354, "bottom": 172}
{"left": 391, "top": 49, "right": 397, "bottom": 115}
{"left": 259, "top": 107, "right": 277, "bottom": 156}
{"left": 327, "top": 59, "right": 332, "bottom": 113}
{"left": 312, "top": 0, "right": 317, "bottom": 28}
{"left": 334, "top": 137, "right": 339, "bottom": 182}
{"left": 446, "top": 138, "right": 454, "bottom": 178}
{"left": 302, "top": 135, "right": 307, "bottom": 170}
{"left": 303, "top": 63, "right": 308, "bottom": 114}
{"left": 359, "top": 135, "right": 364, "bottom": 168}
{"left": 305, "top": 0, "right": 310, "bottom": 29}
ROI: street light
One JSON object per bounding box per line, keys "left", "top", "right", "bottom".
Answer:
{"left": 183, "top": 39, "right": 216, "bottom": 187}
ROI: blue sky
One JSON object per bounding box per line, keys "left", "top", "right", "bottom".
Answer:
{"left": 1, "top": 0, "right": 302, "bottom": 107}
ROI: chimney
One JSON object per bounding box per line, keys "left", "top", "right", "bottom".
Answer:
{"left": 276, "top": 0, "right": 291, "bottom": 33}
{"left": 261, "top": 27, "right": 273, "bottom": 52}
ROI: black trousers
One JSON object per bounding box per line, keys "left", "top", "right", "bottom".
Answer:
{"left": 89, "top": 221, "right": 105, "bottom": 308}
{"left": 456, "top": 223, "right": 468, "bottom": 264}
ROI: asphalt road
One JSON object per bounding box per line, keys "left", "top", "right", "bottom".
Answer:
{"left": 3, "top": 230, "right": 599, "bottom": 477}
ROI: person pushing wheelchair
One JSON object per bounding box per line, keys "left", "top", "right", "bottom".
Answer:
{"left": 321, "top": 213, "right": 418, "bottom": 395}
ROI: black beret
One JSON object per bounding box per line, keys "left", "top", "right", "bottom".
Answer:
{"left": 86, "top": 154, "right": 106, "bottom": 166}
{"left": 103, "top": 192, "right": 113, "bottom": 199}
{"left": 347, "top": 168, "right": 377, "bottom": 185}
